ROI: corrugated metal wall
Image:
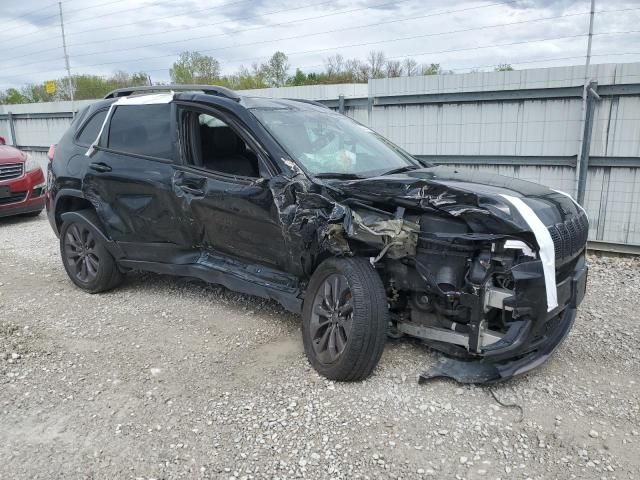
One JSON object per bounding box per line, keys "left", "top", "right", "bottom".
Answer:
{"left": 1, "top": 64, "right": 639, "bottom": 251}
{"left": 366, "top": 63, "right": 640, "bottom": 251}
{"left": 240, "top": 83, "right": 368, "bottom": 100}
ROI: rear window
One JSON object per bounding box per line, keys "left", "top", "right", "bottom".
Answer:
{"left": 107, "top": 104, "right": 172, "bottom": 159}
{"left": 76, "top": 109, "right": 108, "bottom": 146}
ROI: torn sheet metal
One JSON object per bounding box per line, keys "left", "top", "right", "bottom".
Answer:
{"left": 420, "top": 305, "right": 578, "bottom": 384}
{"left": 501, "top": 194, "right": 558, "bottom": 312}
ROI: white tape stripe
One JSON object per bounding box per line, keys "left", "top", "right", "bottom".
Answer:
{"left": 85, "top": 103, "right": 115, "bottom": 157}
{"left": 552, "top": 189, "right": 588, "bottom": 219}
{"left": 501, "top": 194, "right": 558, "bottom": 312}
{"left": 85, "top": 92, "right": 174, "bottom": 157}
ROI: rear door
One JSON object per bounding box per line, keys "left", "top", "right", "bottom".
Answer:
{"left": 83, "top": 101, "right": 196, "bottom": 262}
{"left": 174, "top": 103, "right": 288, "bottom": 270}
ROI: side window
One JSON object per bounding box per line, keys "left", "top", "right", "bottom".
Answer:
{"left": 76, "top": 109, "right": 108, "bottom": 146}
{"left": 181, "top": 110, "right": 260, "bottom": 178}
{"left": 107, "top": 104, "right": 172, "bottom": 159}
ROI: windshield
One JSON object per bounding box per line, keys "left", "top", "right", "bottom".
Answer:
{"left": 251, "top": 107, "right": 423, "bottom": 178}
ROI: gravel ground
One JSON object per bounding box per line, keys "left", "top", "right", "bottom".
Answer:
{"left": 1, "top": 213, "right": 639, "bottom": 480}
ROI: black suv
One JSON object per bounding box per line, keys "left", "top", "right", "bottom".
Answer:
{"left": 46, "top": 85, "right": 588, "bottom": 383}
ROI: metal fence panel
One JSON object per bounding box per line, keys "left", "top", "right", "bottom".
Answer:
{"left": 2, "top": 67, "right": 640, "bottom": 251}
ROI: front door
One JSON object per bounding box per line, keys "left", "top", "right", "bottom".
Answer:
{"left": 175, "top": 104, "right": 288, "bottom": 270}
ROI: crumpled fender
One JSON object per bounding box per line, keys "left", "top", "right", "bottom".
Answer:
{"left": 60, "top": 209, "right": 124, "bottom": 260}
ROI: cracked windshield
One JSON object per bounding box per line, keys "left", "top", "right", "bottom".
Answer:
{"left": 251, "top": 107, "right": 420, "bottom": 177}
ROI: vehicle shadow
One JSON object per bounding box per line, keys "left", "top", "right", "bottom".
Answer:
{"left": 118, "top": 269, "right": 301, "bottom": 326}
{"left": 0, "top": 211, "right": 44, "bottom": 226}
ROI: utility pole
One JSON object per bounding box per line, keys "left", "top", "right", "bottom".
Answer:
{"left": 575, "top": 0, "right": 596, "bottom": 205}
{"left": 58, "top": 1, "right": 75, "bottom": 113}
{"left": 584, "top": 0, "right": 595, "bottom": 75}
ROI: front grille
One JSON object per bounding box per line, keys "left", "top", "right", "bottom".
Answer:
{"left": 0, "top": 191, "right": 26, "bottom": 205}
{"left": 0, "top": 163, "right": 24, "bottom": 181}
{"left": 548, "top": 210, "right": 589, "bottom": 265}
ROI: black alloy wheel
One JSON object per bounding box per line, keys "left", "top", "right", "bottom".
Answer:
{"left": 59, "top": 211, "right": 123, "bottom": 293}
{"left": 64, "top": 223, "right": 100, "bottom": 283}
{"left": 302, "top": 257, "right": 388, "bottom": 381}
{"left": 309, "top": 273, "right": 354, "bottom": 363}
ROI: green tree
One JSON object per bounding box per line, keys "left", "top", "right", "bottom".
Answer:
{"left": 287, "top": 68, "right": 308, "bottom": 86}
{"left": 494, "top": 64, "right": 514, "bottom": 71}
{"left": 403, "top": 58, "right": 419, "bottom": 76}
{"left": 367, "top": 50, "right": 386, "bottom": 79}
{"left": 421, "top": 63, "right": 442, "bottom": 75}
{"left": 170, "top": 51, "right": 221, "bottom": 84}
{"left": 260, "top": 51, "right": 289, "bottom": 87}
{"left": 19, "top": 84, "right": 55, "bottom": 103}
{"left": 230, "top": 63, "right": 267, "bottom": 90}
{"left": 0, "top": 88, "right": 28, "bottom": 104}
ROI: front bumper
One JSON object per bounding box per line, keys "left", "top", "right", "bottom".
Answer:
{"left": 419, "top": 258, "right": 588, "bottom": 384}
{"left": 0, "top": 167, "right": 46, "bottom": 218}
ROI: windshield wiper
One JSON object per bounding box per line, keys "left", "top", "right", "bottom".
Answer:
{"left": 381, "top": 165, "right": 421, "bottom": 176}
{"left": 314, "top": 172, "right": 364, "bottom": 179}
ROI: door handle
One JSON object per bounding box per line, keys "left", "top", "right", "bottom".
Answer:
{"left": 89, "top": 162, "right": 112, "bottom": 173}
{"left": 179, "top": 185, "right": 204, "bottom": 196}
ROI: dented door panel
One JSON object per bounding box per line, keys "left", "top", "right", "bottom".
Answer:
{"left": 173, "top": 168, "right": 288, "bottom": 270}
{"left": 83, "top": 149, "right": 196, "bottom": 259}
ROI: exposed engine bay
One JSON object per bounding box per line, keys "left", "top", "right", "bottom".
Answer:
{"left": 275, "top": 166, "right": 589, "bottom": 383}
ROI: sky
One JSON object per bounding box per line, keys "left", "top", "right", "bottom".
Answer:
{"left": 1, "top": 0, "right": 639, "bottom": 89}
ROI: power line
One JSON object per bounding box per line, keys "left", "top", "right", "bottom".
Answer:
{"left": 591, "top": 51, "right": 640, "bottom": 58}
{"left": 9, "top": 31, "right": 590, "bottom": 82}
{"left": 293, "top": 34, "right": 588, "bottom": 72}
{"left": 73, "top": 1, "right": 544, "bottom": 62}
{"left": 6, "top": 0, "right": 515, "bottom": 62}
{"left": 10, "top": 1, "right": 634, "bottom": 75}
{"left": 0, "top": 0, "right": 134, "bottom": 35}
{"left": 67, "top": 0, "right": 254, "bottom": 36}
{"left": 3, "top": 2, "right": 639, "bottom": 88}
{"left": 0, "top": 2, "right": 60, "bottom": 33}
{"left": 3, "top": 0, "right": 254, "bottom": 47}
{"left": 446, "top": 55, "right": 588, "bottom": 73}
{"left": 4, "top": 9, "right": 590, "bottom": 75}
{"left": 63, "top": 0, "right": 194, "bottom": 28}
{"left": 64, "top": 0, "right": 153, "bottom": 18}
{"left": 4, "top": 0, "right": 346, "bottom": 62}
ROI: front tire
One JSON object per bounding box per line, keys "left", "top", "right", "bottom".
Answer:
{"left": 60, "top": 216, "right": 122, "bottom": 293}
{"left": 302, "top": 257, "right": 388, "bottom": 381}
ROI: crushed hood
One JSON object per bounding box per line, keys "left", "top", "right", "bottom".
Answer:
{"left": 330, "top": 166, "right": 582, "bottom": 235}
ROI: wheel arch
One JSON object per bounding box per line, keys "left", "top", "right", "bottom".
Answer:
{"left": 59, "top": 209, "right": 124, "bottom": 260}
{"left": 53, "top": 190, "right": 95, "bottom": 231}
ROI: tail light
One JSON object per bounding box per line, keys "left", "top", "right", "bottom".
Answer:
{"left": 0, "top": 136, "right": 5, "bottom": 145}
{"left": 47, "top": 144, "right": 56, "bottom": 161}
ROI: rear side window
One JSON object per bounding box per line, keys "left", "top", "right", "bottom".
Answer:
{"left": 76, "top": 109, "right": 108, "bottom": 146}
{"left": 107, "top": 104, "right": 172, "bottom": 159}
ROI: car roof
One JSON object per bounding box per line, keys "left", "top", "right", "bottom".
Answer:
{"left": 101, "top": 85, "right": 332, "bottom": 112}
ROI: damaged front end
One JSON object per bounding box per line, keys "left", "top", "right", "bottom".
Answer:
{"left": 288, "top": 167, "right": 589, "bottom": 384}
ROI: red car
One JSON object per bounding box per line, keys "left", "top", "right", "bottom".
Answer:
{"left": 0, "top": 136, "right": 46, "bottom": 218}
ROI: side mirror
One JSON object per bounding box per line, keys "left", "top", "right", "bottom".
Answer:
{"left": 0, "top": 136, "right": 5, "bottom": 145}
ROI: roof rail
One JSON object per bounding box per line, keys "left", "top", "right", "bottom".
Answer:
{"left": 285, "top": 98, "right": 330, "bottom": 109}
{"left": 104, "top": 84, "right": 241, "bottom": 101}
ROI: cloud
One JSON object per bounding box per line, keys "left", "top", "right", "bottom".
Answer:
{"left": 1, "top": 0, "right": 639, "bottom": 89}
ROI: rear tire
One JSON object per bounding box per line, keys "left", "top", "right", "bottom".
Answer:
{"left": 302, "top": 257, "right": 388, "bottom": 381}
{"left": 60, "top": 214, "right": 122, "bottom": 293}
